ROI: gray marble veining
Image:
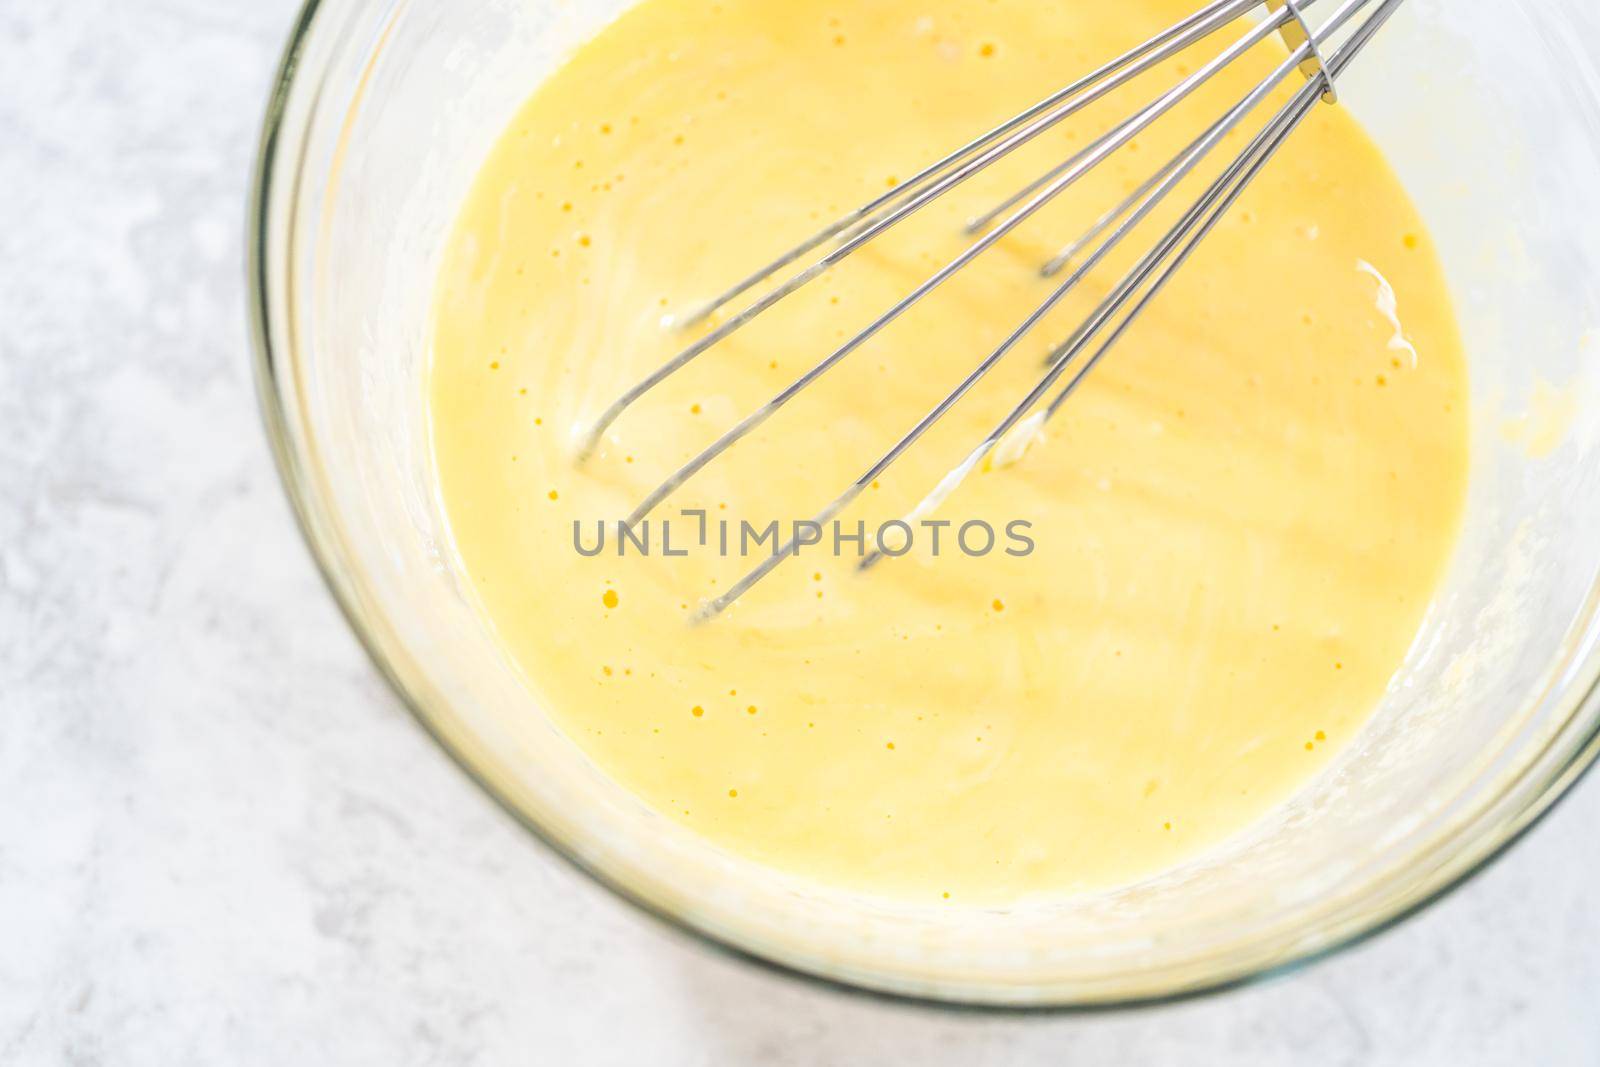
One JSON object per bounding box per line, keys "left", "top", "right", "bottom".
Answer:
{"left": 1, "top": 3, "right": 1597, "bottom": 1064}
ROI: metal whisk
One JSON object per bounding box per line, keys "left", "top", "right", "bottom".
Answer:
{"left": 578, "top": 0, "right": 1405, "bottom": 620}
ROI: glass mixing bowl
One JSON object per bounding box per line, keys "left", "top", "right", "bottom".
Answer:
{"left": 250, "top": 0, "right": 1600, "bottom": 1007}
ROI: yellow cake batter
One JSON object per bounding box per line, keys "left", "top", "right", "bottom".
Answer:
{"left": 429, "top": 0, "right": 1469, "bottom": 903}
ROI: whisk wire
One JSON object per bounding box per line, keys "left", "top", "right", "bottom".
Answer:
{"left": 578, "top": 0, "right": 1275, "bottom": 460}
{"left": 576, "top": 0, "right": 1406, "bottom": 618}
{"left": 622, "top": 7, "right": 1304, "bottom": 528}
{"left": 715, "top": 17, "right": 1353, "bottom": 607}
{"left": 852, "top": 0, "right": 1394, "bottom": 578}
{"left": 683, "top": 0, "right": 1260, "bottom": 317}
{"left": 1040, "top": 111, "right": 1232, "bottom": 279}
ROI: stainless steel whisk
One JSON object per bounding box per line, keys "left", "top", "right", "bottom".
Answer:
{"left": 577, "top": 0, "right": 1405, "bottom": 620}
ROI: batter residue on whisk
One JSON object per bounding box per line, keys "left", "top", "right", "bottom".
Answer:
{"left": 429, "top": 0, "right": 1469, "bottom": 903}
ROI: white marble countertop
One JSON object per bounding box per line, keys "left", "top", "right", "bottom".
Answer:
{"left": 2, "top": 3, "right": 1597, "bottom": 1064}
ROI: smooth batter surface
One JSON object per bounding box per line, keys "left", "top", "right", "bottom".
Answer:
{"left": 430, "top": 0, "right": 1469, "bottom": 903}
